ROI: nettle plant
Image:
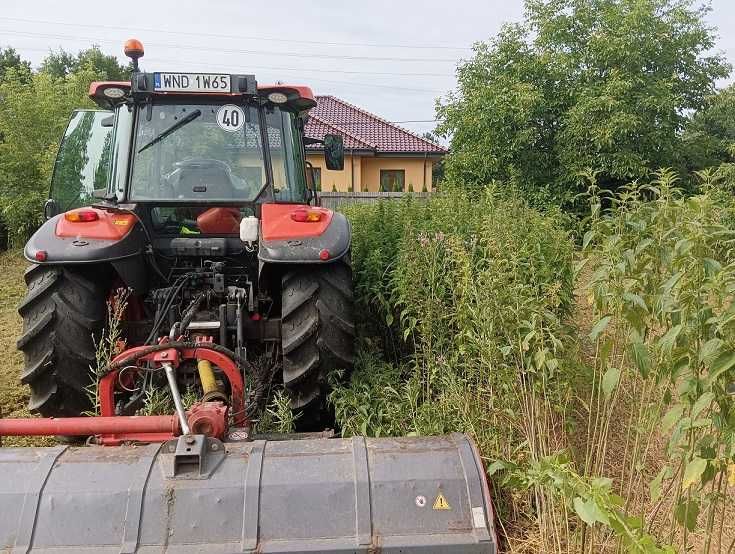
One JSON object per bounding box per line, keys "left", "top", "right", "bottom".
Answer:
{"left": 582, "top": 170, "right": 735, "bottom": 552}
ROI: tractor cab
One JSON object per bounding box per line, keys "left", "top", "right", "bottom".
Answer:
{"left": 44, "top": 38, "right": 344, "bottom": 238}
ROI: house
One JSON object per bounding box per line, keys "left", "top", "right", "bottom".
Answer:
{"left": 304, "top": 95, "right": 447, "bottom": 193}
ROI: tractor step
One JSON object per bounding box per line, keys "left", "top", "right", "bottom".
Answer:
{"left": 0, "top": 433, "right": 497, "bottom": 553}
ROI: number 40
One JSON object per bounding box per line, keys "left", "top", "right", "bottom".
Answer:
{"left": 222, "top": 109, "right": 240, "bottom": 127}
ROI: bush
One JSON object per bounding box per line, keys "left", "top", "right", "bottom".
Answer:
{"left": 334, "top": 189, "right": 577, "bottom": 537}
{"left": 334, "top": 178, "right": 735, "bottom": 551}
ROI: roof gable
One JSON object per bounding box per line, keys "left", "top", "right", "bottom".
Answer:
{"left": 304, "top": 95, "right": 446, "bottom": 155}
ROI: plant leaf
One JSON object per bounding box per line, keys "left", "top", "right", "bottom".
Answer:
{"left": 573, "top": 497, "right": 598, "bottom": 526}
{"left": 629, "top": 342, "right": 651, "bottom": 377}
{"left": 682, "top": 457, "right": 707, "bottom": 490}
{"left": 582, "top": 230, "right": 595, "bottom": 250}
{"left": 674, "top": 498, "right": 700, "bottom": 531}
{"left": 691, "top": 392, "right": 714, "bottom": 420}
{"left": 658, "top": 324, "right": 683, "bottom": 355}
{"left": 589, "top": 316, "right": 612, "bottom": 342}
{"left": 486, "top": 460, "right": 507, "bottom": 477}
{"left": 661, "top": 405, "right": 683, "bottom": 434}
{"left": 601, "top": 367, "right": 621, "bottom": 400}
{"left": 708, "top": 351, "right": 735, "bottom": 382}
{"left": 698, "top": 338, "right": 724, "bottom": 365}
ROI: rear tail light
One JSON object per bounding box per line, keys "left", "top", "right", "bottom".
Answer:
{"left": 290, "top": 208, "right": 323, "bottom": 223}
{"left": 65, "top": 210, "right": 99, "bottom": 223}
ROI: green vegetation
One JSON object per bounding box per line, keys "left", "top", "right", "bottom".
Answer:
{"left": 333, "top": 175, "right": 735, "bottom": 552}
{"left": 0, "top": 1, "right": 734, "bottom": 550}
{"left": 436, "top": 0, "right": 731, "bottom": 208}
{"left": 0, "top": 46, "right": 129, "bottom": 245}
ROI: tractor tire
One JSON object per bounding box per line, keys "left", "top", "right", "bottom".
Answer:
{"left": 17, "top": 265, "right": 108, "bottom": 417}
{"left": 281, "top": 261, "right": 355, "bottom": 418}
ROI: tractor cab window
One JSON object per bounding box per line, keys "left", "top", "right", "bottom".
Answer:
{"left": 50, "top": 110, "right": 113, "bottom": 212}
{"left": 267, "top": 108, "right": 308, "bottom": 203}
{"left": 129, "top": 102, "right": 307, "bottom": 204}
{"left": 131, "top": 103, "right": 265, "bottom": 202}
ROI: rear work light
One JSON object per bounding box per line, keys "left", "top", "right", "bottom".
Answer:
{"left": 290, "top": 208, "right": 323, "bottom": 223}
{"left": 65, "top": 210, "right": 99, "bottom": 223}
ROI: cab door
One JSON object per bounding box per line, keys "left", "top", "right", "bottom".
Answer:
{"left": 47, "top": 110, "right": 113, "bottom": 217}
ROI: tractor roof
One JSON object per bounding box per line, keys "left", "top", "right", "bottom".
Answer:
{"left": 89, "top": 81, "right": 316, "bottom": 111}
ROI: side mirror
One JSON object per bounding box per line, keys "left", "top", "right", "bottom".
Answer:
{"left": 43, "top": 199, "right": 59, "bottom": 220}
{"left": 324, "top": 134, "right": 344, "bottom": 171}
{"left": 101, "top": 114, "right": 115, "bottom": 127}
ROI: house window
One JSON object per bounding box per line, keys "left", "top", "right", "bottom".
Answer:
{"left": 312, "top": 167, "right": 322, "bottom": 192}
{"left": 380, "top": 169, "right": 405, "bottom": 192}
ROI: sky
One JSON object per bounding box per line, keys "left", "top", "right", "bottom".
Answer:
{"left": 1, "top": 0, "right": 734, "bottom": 138}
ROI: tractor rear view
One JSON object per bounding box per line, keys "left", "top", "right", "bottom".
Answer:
{"left": 0, "top": 40, "right": 498, "bottom": 553}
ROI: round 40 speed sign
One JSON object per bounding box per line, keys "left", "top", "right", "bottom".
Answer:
{"left": 216, "top": 104, "right": 245, "bottom": 132}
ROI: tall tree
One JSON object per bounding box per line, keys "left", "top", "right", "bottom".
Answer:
{"left": 682, "top": 84, "right": 735, "bottom": 170}
{"left": 41, "top": 46, "right": 131, "bottom": 80}
{"left": 437, "top": 0, "right": 731, "bottom": 202}
{"left": 0, "top": 46, "right": 31, "bottom": 82}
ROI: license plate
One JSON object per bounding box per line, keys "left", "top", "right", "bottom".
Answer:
{"left": 153, "top": 73, "right": 231, "bottom": 93}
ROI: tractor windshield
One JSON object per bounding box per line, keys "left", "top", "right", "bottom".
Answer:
{"left": 130, "top": 102, "right": 307, "bottom": 203}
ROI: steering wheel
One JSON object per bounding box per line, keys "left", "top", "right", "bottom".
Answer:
{"left": 168, "top": 158, "right": 236, "bottom": 199}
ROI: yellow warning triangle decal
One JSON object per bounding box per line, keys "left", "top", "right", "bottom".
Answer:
{"left": 433, "top": 492, "right": 451, "bottom": 510}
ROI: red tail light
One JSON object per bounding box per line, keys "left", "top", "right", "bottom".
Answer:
{"left": 290, "top": 208, "right": 323, "bottom": 223}
{"left": 65, "top": 210, "right": 99, "bottom": 223}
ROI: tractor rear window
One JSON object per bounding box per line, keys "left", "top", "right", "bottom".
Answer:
{"left": 129, "top": 103, "right": 307, "bottom": 203}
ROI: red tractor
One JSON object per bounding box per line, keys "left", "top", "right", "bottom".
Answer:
{"left": 18, "top": 39, "right": 353, "bottom": 429}
{"left": 0, "top": 41, "right": 498, "bottom": 553}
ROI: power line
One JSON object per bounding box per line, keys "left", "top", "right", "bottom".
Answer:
{"left": 0, "top": 16, "right": 473, "bottom": 51}
{"left": 143, "top": 58, "right": 446, "bottom": 93}
{"left": 0, "top": 29, "right": 460, "bottom": 63}
{"left": 5, "top": 44, "right": 453, "bottom": 77}
{"left": 8, "top": 45, "right": 453, "bottom": 77}
{"left": 3, "top": 47, "right": 447, "bottom": 94}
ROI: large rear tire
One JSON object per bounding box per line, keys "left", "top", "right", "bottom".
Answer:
{"left": 281, "top": 261, "right": 355, "bottom": 421}
{"left": 17, "top": 265, "right": 108, "bottom": 417}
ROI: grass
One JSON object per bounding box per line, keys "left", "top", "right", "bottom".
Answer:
{"left": 0, "top": 250, "right": 52, "bottom": 446}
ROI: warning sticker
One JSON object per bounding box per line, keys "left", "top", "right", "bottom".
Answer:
{"left": 472, "top": 506, "right": 486, "bottom": 528}
{"left": 433, "top": 492, "right": 451, "bottom": 510}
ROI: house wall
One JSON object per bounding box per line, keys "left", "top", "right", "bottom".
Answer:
{"left": 306, "top": 154, "right": 435, "bottom": 192}
{"left": 360, "top": 158, "right": 433, "bottom": 192}
{"left": 306, "top": 154, "right": 362, "bottom": 192}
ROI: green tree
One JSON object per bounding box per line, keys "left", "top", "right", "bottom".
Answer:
{"left": 41, "top": 46, "right": 131, "bottom": 80}
{"left": 0, "top": 67, "right": 98, "bottom": 242}
{"left": 437, "top": 0, "right": 731, "bottom": 203}
{"left": 0, "top": 47, "right": 31, "bottom": 82}
{"left": 682, "top": 84, "right": 735, "bottom": 170}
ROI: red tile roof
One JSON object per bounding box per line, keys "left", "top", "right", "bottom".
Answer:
{"left": 304, "top": 95, "right": 446, "bottom": 155}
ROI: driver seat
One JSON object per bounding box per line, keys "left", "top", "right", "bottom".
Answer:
{"left": 175, "top": 159, "right": 234, "bottom": 199}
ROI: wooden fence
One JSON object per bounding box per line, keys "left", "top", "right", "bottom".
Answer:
{"left": 317, "top": 191, "right": 431, "bottom": 211}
